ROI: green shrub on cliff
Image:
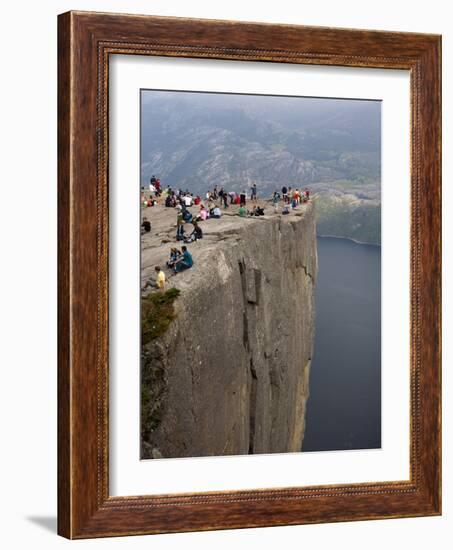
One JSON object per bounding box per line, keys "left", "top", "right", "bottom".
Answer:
{"left": 141, "top": 287, "right": 181, "bottom": 344}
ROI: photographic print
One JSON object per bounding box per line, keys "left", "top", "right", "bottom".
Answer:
{"left": 58, "top": 12, "right": 441, "bottom": 537}
{"left": 139, "top": 90, "right": 381, "bottom": 459}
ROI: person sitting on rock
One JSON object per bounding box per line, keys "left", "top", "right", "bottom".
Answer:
{"left": 198, "top": 205, "right": 208, "bottom": 221}
{"left": 238, "top": 205, "right": 247, "bottom": 217}
{"left": 250, "top": 205, "right": 264, "bottom": 216}
{"left": 173, "top": 245, "right": 193, "bottom": 273}
{"left": 154, "top": 265, "right": 165, "bottom": 289}
{"left": 212, "top": 206, "right": 221, "bottom": 219}
{"left": 142, "top": 265, "right": 166, "bottom": 291}
{"left": 185, "top": 222, "right": 203, "bottom": 242}
{"left": 166, "top": 248, "right": 181, "bottom": 268}
{"left": 141, "top": 217, "right": 151, "bottom": 233}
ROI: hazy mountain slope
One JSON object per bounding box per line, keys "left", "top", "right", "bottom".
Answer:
{"left": 141, "top": 91, "right": 381, "bottom": 243}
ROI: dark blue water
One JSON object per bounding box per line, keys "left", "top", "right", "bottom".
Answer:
{"left": 302, "top": 237, "right": 381, "bottom": 452}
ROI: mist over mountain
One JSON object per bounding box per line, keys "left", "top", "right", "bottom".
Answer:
{"left": 141, "top": 90, "right": 381, "bottom": 243}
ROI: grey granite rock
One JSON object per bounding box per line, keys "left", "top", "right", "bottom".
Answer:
{"left": 140, "top": 202, "right": 317, "bottom": 459}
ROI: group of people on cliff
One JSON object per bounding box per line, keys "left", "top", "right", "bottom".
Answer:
{"left": 204, "top": 183, "right": 257, "bottom": 207}
{"left": 141, "top": 176, "right": 311, "bottom": 292}
{"left": 279, "top": 186, "right": 310, "bottom": 206}
{"left": 141, "top": 178, "right": 258, "bottom": 213}
{"left": 142, "top": 178, "right": 309, "bottom": 217}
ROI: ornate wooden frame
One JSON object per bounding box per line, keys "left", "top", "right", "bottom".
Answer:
{"left": 58, "top": 11, "right": 441, "bottom": 539}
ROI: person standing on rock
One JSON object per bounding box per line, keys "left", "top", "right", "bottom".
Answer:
{"left": 240, "top": 190, "right": 247, "bottom": 207}
{"left": 155, "top": 178, "right": 161, "bottom": 196}
{"left": 281, "top": 185, "right": 288, "bottom": 203}
{"left": 176, "top": 213, "right": 185, "bottom": 241}
{"left": 251, "top": 183, "right": 257, "bottom": 202}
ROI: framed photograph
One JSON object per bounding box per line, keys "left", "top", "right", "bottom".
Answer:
{"left": 58, "top": 11, "right": 441, "bottom": 538}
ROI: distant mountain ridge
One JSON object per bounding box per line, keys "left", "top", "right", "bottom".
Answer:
{"left": 141, "top": 91, "right": 381, "bottom": 244}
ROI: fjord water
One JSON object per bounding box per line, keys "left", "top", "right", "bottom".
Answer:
{"left": 302, "top": 237, "right": 381, "bottom": 452}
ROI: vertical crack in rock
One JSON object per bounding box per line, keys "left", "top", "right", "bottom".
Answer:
{"left": 248, "top": 357, "right": 258, "bottom": 454}
{"left": 238, "top": 259, "right": 250, "bottom": 349}
{"left": 239, "top": 258, "right": 261, "bottom": 454}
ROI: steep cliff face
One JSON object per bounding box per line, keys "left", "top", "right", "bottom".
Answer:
{"left": 141, "top": 203, "right": 317, "bottom": 459}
